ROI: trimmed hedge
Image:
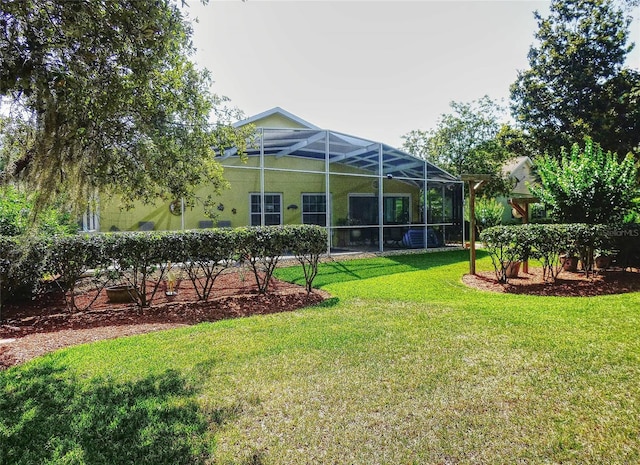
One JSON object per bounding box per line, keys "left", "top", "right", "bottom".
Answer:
{"left": 480, "top": 223, "right": 616, "bottom": 283}
{"left": 0, "top": 225, "right": 328, "bottom": 310}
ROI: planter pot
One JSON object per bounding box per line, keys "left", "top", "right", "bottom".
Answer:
{"left": 504, "top": 261, "right": 521, "bottom": 278}
{"left": 595, "top": 255, "right": 612, "bottom": 270}
{"left": 561, "top": 255, "right": 579, "bottom": 272}
{"left": 106, "top": 285, "right": 139, "bottom": 304}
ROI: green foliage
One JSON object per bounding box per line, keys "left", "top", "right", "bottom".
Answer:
{"left": 0, "top": 186, "right": 78, "bottom": 236}
{"left": 402, "top": 96, "right": 514, "bottom": 197}
{"left": 481, "top": 223, "right": 611, "bottom": 282}
{"left": 0, "top": 226, "right": 328, "bottom": 307}
{"left": 44, "top": 234, "right": 109, "bottom": 311}
{"left": 181, "top": 229, "right": 237, "bottom": 301}
{"left": 285, "top": 225, "right": 327, "bottom": 293}
{"left": 475, "top": 197, "right": 504, "bottom": 232}
{"left": 480, "top": 225, "right": 530, "bottom": 283}
{"left": 530, "top": 137, "right": 638, "bottom": 224}
{"left": 236, "top": 226, "right": 291, "bottom": 294}
{"left": 510, "top": 0, "right": 640, "bottom": 157}
{"left": 103, "top": 232, "right": 177, "bottom": 308}
{"left": 0, "top": 235, "right": 47, "bottom": 304}
{"left": 0, "top": 1, "right": 253, "bottom": 215}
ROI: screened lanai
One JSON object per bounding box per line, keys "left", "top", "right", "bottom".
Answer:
{"left": 219, "top": 127, "right": 464, "bottom": 253}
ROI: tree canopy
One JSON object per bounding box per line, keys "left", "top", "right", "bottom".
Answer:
{"left": 0, "top": 0, "right": 252, "bottom": 215}
{"left": 530, "top": 137, "right": 638, "bottom": 224}
{"left": 402, "top": 96, "right": 518, "bottom": 197}
{"left": 510, "top": 0, "right": 640, "bottom": 158}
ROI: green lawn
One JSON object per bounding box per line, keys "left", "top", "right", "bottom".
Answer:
{"left": 2, "top": 250, "right": 640, "bottom": 464}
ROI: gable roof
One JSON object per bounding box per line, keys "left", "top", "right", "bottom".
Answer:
{"left": 502, "top": 156, "right": 533, "bottom": 177}
{"left": 225, "top": 108, "right": 460, "bottom": 185}
{"left": 232, "top": 107, "right": 320, "bottom": 130}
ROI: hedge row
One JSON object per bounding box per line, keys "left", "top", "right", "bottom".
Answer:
{"left": 479, "top": 223, "right": 640, "bottom": 283}
{"left": 0, "top": 225, "right": 328, "bottom": 310}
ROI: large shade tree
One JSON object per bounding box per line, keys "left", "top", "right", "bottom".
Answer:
{"left": 402, "top": 96, "right": 518, "bottom": 197}
{"left": 0, "top": 0, "right": 251, "bottom": 215}
{"left": 510, "top": 0, "right": 640, "bottom": 158}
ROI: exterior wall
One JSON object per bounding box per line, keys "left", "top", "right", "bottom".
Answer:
{"left": 500, "top": 160, "right": 537, "bottom": 224}
{"left": 249, "top": 113, "right": 310, "bottom": 129}
{"left": 98, "top": 154, "right": 422, "bottom": 232}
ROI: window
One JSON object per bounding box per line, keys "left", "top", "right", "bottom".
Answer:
{"left": 302, "top": 194, "right": 327, "bottom": 226}
{"left": 250, "top": 193, "right": 282, "bottom": 226}
{"left": 348, "top": 194, "right": 410, "bottom": 225}
{"left": 383, "top": 196, "right": 410, "bottom": 224}
{"left": 81, "top": 202, "right": 99, "bottom": 232}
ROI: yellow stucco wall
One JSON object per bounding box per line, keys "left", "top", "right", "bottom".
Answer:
{"left": 98, "top": 154, "right": 422, "bottom": 231}
{"left": 249, "top": 113, "right": 309, "bottom": 129}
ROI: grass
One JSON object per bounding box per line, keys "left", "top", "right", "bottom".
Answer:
{"left": 2, "top": 250, "right": 640, "bottom": 464}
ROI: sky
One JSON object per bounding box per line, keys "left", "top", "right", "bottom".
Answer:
{"left": 183, "top": 1, "right": 640, "bottom": 149}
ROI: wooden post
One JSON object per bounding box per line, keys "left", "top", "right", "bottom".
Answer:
{"left": 468, "top": 181, "right": 476, "bottom": 275}
{"left": 461, "top": 174, "right": 492, "bottom": 276}
{"left": 508, "top": 197, "right": 539, "bottom": 274}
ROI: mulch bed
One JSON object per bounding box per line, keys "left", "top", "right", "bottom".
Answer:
{"left": 0, "top": 272, "right": 328, "bottom": 370}
{"left": 463, "top": 266, "right": 640, "bottom": 297}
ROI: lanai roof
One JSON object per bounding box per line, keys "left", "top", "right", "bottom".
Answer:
{"left": 223, "top": 108, "right": 460, "bottom": 184}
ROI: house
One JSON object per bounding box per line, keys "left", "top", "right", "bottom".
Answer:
{"left": 499, "top": 156, "right": 541, "bottom": 223}
{"left": 94, "top": 107, "right": 464, "bottom": 253}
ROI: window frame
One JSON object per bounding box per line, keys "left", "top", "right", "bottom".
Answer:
{"left": 301, "top": 193, "right": 328, "bottom": 226}
{"left": 250, "top": 193, "right": 282, "bottom": 226}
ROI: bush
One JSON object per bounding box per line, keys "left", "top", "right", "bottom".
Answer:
{"left": 103, "top": 232, "right": 176, "bottom": 308}
{"left": 44, "top": 234, "right": 109, "bottom": 310}
{"left": 0, "top": 225, "right": 329, "bottom": 315}
{"left": 286, "top": 225, "right": 327, "bottom": 293}
{"left": 480, "top": 225, "right": 529, "bottom": 283}
{"left": 0, "top": 186, "right": 78, "bottom": 237}
{"left": 181, "top": 229, "right": 237, "bottom": 301}
{"left": 0, "top": 236, "right": 47, "bottom": 304}
{"left": 236, "top": 226, "right": 291, "bottom": 294}
{"left": 481, "top": 223, "right": 612, "bottom": 282}
{"left": 475, "top": 197, "right": 504, "bottom": 232}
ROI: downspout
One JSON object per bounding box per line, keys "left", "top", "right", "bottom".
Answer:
{"left": 378, "top": 144, "right": 384, "bottom": 253}
{"left": 260, "top": 128, "right": 265, "bottom": 226}
{"left": 325, "top": 130, "right": 331, "bottom": 256}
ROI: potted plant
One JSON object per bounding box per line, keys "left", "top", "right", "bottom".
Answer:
{"left": 595, "top": 249, "right": 614, "bottom": 270}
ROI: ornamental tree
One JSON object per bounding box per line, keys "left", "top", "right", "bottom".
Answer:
{"left": 530, "top": 137, "right": 638, "bottom": 224}
{"left": 0, "top": 0, "right": 252, "bottom": 216}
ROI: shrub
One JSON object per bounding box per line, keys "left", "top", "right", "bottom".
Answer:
{"left": 181, "top": 229, "right": 237, "bottom": 301}
{"left": 236, "top": 226, "right": 290, "bottom": 294}
{"left": 0, "top": 225, "right": 329, "bottom": 316}
{"left": 44, "top": 234, "right": 109, "bottom": 311}
{"left": 480, "top": 225, "right": 529, "bottom": 283}
{"left": 286, "top": 225, "right": 328, "bottom": 293}
{"left": 482, "top": 223, "right": 612, "bottom": 283}
{"left": 0, "top": 186, "right": 78, "bottom": 236}
{"left": 103, "top": 232, "right": 174, "bottom": 308}
{"left": 0, "top": 235, "right": 47, "bottom": 305}
{"left": 475, "top": 197, "right": 504, "bottom": 232}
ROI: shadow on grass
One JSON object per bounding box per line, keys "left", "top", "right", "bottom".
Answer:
{"left": 311, "top": 296, "right": 340, "bottom": 308}
{"left": 0, "top": 362, "right": 222, "bottom": 465}
{"left": 278, "top": 248, "right": 476, "bottom": 289}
